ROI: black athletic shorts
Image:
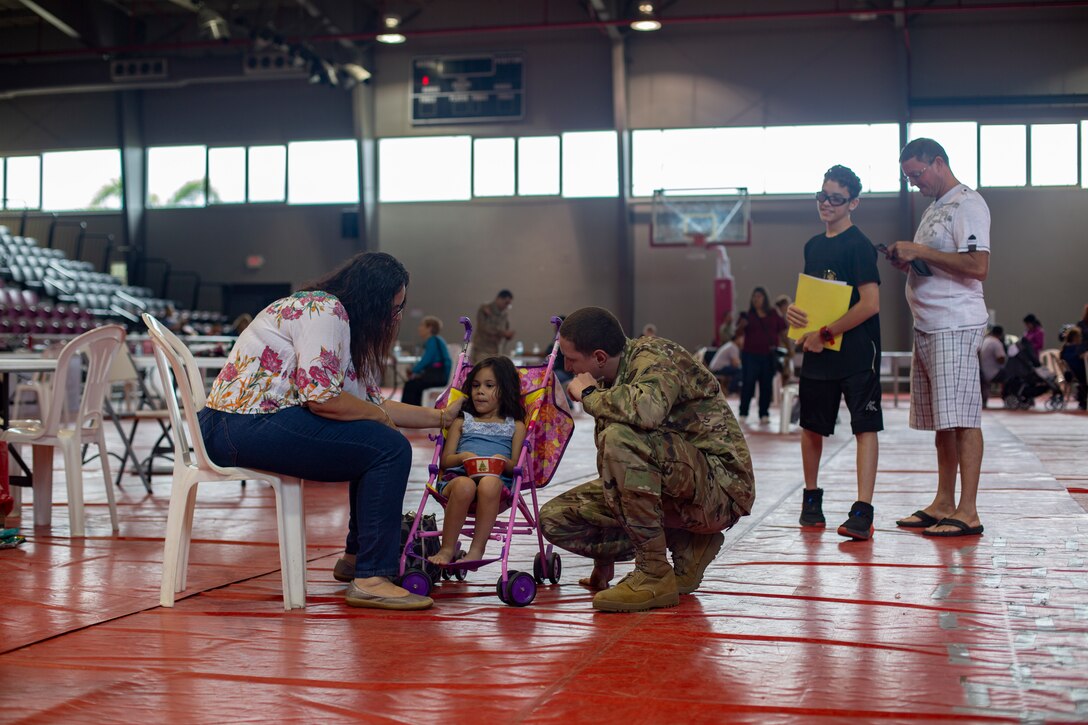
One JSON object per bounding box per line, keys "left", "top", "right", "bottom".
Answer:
{"left": 799, "top": 369, "right": 884, "bottom": 437}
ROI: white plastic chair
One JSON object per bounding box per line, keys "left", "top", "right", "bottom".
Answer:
{"left": 2, "top": 325, "right": 126, "bottom": 537}
{"left": 11, "top": 341, "right": 65, "bottom": 419}
{"left": 142, "top": 313, "right": 307, "bottom": 610}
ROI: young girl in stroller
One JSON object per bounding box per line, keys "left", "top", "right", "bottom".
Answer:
{"left": 427, "top": 356, "right": 527, "bottom": 565}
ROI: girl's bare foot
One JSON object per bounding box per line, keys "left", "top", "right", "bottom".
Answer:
{"left": 465, "top": 546, "right": 486, "bottom": 561}
{"left": 428, "top": 547, "right": 456, "bottom": 565}
{"left": 578, "top": 560, "right": 614, "bottom": 590}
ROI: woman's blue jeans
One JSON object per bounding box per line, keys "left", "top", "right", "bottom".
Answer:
{"left": 198, "top": 406, "right": 412, "bottom": 579}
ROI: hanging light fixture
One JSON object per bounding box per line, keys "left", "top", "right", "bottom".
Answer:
{"left": 376, "top": 14, "right": 406, "bottom": 44}
{"left": 630, "top": 2, "right": 662, "bottom": 31}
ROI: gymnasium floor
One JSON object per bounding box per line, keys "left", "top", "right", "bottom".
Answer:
{"left": 1, "top": 398, "right": 1086, "bottom": 723}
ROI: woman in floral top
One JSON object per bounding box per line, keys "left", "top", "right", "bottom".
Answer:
{"left": 198, "top": 252, "right": 462, "bottom": 611}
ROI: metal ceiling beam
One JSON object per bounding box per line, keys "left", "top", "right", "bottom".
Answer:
{"left": 16, "top": 0, "right": 81, "bottom": 39}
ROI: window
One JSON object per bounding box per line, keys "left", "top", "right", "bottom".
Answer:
{"left": 248, "top": 145, "right": 287, "bottom": 203}
{"left": 42, "top": 149, "right": 123, "bottom": 211}
{"left": 517, "top": 137, "right": 560, "bottom": 196}
{"left": 561, "top": 130, "right": 618, "bottom": 198}
{"left": 288, "top": 139, "right": 359, "bottom": 205}
{"left": 473, "top": 138, "right": 515, "bottom": 197}
{"left": 148, "top": 145, "right": 207, "bottom": 208}
{"left": 1083, "top": 121, "right": 1088, "bottom": 190}
{"left": 0, "top": 160, "right": 5, "bottom": 209}
{"left": 980, "top": 125, "right": 1026, "bottom": 187}
{"left": 1030, "top": 124, "right": 1077, "bottom": 186}
{"left": 379, "top": 136, "right": 471, "bottom": 202}
{"left": 5, "top": 156, "right": 41, "bottom": 210}
{"left": 208, "top": 147, "right": 246, "bottom": 204}
{"left": 906, "top": 122, "right": 978, "bottom": 189}
{"left": 632, "top": 123, "right": 900, "bottom": 197}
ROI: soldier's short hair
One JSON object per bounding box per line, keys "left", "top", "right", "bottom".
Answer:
{"left": 560, "top": 307, "right": 626, "bottom": 356}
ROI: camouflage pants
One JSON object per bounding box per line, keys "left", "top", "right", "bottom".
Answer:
{"left": 540, "top": 423, "right": 741, "bottom": 576}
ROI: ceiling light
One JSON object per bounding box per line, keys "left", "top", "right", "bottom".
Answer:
{"left": 197, "top": 6, "right": 231, "bottom": 40}
{"left": 376, "top": 14, "right": 406, "bottom": 44}
{"left": 630, "top": 2, "right": 661, "bottom": 31}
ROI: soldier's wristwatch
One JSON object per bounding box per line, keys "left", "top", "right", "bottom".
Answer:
{"left": 580, "top": 385, "right": 599, "bottom": 400}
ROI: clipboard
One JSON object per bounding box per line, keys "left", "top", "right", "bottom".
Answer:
{"left": 787, "top": 273, "right": 853, "bottom": 352}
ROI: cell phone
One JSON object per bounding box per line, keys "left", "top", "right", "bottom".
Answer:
{"left": 876, "top": 243, "right": 933, "bottom": 276}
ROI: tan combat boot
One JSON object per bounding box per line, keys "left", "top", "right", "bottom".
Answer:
{"left": 673, "top": 531, "right": 725, "bottom": 595}
{"left": 592, "top": 569, "right": 680, "bottom": 612}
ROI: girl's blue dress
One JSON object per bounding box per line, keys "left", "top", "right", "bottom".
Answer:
{"left": 440, "top": 412, "right": 516, "bottom": 490}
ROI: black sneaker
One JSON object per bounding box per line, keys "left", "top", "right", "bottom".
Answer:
{"left": 799, "top": 487, "right": 825, "bottom": 528}
{"left": 838, "top": 501, "right": 875, "bottom": 540}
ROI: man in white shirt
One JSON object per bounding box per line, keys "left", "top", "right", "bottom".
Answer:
{"left": 889, "top": 138, "right": 990, "bottom": 538}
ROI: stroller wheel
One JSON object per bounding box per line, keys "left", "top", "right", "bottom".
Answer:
{"left": 495, "top": 577, "right": 509, "bottom": 604}
{"left": 401, "top": 569, "right": 432, "bottom": 597}
{"left": 1003, "top": 394, "right": 1020, "bottom": 410}
{"left": 1046, "top": 395, "right": 1064, "bottom": 411}
{"left": 533, "top": 552, "right": 562, "bottom": 585}
{"left": 454, "top": 550, "right": 468, "bottom": 581}
{"left": 503, "top": 571, "right": 537, "bottom": 607}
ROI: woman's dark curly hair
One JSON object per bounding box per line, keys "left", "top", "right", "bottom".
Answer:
{"left": 304, "top": 252, "right": 409, "bottom": 380}
{"left": 460, "top": 356, "right": 525, "bottom": 421}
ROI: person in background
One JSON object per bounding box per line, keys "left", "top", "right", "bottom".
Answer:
{"left": 642, "top": 323, "right": 658, "bottom": 337}
{"left": 1022, "top": 314, "right": 1045, "bottom": 357}
{"left": 978, "top": 325, "right": 1007, "bottom": 408}
{"left": 736, "top": 287, "right": 787, "bottom": 425}
{"left": 774, "top": 294, "right": 796, "bottom": 384}
{"left": 1059, "top": 326, "right": 1087, "bottom": 411}
{"left": 401, "top": 315, "right": 451, "bottom": 406}
{"left": 708, "top": 330, "right": 743, "bottom": 394}
{"left": 472, "top": 290, "right": 515, "bottom": 363}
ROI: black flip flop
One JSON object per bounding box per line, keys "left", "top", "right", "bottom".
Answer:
{"left": 896, "top": 510, "right": 940, "bottom": 529}
{"left": 922, "top": 518, "right": 984, "bottom": 537}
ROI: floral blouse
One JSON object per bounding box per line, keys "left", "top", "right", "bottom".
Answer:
{"left": 205, "top": 291, "right": 383, "bottom": 414}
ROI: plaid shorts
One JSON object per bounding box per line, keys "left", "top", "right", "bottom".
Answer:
{"left": 910, "top": 326, "right": 985, "bottom": 431}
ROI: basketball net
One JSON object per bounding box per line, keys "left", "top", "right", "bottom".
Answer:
{"left": 689, "top": 233, "right": 707, "bottom": 248}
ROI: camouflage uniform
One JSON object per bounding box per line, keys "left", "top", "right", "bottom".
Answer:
{"left": 540, "top": 336, "right": 755, "bottom": 577}
{"left": 472, "top": 300, "right": 510, "bottom": 363}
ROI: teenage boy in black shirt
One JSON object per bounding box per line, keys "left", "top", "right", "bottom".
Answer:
{"left": 785, "top": 165, "right": 882, "bottom": 540}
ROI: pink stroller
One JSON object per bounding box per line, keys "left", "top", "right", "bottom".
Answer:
{"left": 398, "top": 316, "right": 575, "bottom": 606}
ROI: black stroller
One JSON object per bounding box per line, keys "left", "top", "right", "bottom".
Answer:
{"left": 1001, "top": 339, "right": 1064, "bottom": 410}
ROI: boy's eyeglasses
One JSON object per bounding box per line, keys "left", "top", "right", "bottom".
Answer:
{"left": 815, "top": 191, "right": 850, "bottom": 206}
{"left": 392, "top": 300, "right": 406, "bottom": 319}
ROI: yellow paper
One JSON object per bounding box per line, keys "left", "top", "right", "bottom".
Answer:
{"left": 787, "top": 273, "right": 853, "bottom": 352}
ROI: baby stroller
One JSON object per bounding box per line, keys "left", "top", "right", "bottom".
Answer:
{"left": 1001, "top": 340, "right": 1064, "bottom": 410}
{"left": 399, "top": 316, "right": 575, "bottom": 606}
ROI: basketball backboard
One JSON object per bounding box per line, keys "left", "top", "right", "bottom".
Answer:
{"left": 649, "top": 187, "right": 751, "bottom": 247}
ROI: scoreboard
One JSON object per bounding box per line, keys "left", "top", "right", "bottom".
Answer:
{"left": 411, "top": 53, "right": 524, "bottom": 125}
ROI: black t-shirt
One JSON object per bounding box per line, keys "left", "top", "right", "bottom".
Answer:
{"left": 800, "top": 225, "right": 881, "bottom": 380}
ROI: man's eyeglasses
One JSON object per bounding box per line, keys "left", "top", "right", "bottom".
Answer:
{"left": 815, "top": 191, "right": 851, "bottom": 206}
{"left": 392, "top": 300, "right": 406, "bottom": 319}
{"left": 901, "top": 165, "right": 929, "bottom": 183}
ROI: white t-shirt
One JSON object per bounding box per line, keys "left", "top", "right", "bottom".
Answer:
{"left": 905, "top": 184, "right": 991, "bottom": 332}
{"left": 709, "top": 341, "right": 741, "bottom": 371}
{"left": 978, "top": 335, "right": 1006, "bottom": 381}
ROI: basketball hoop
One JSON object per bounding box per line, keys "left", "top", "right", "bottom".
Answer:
{"left": 649, "top": 187, "right": 751, "bottom": 248}
{"left": 689, "top": 233, "right": 707, "bottom": 248}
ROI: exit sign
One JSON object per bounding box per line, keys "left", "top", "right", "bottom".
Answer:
{"left": 412, "top": 53, "right": 524, "bottom": 125}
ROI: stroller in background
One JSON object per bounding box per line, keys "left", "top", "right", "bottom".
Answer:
{"left": 399, "top": 316, "right": 575, "bottom": 606}
{"left": 1001, "top": 339, "right": 1064, "bottom": 410}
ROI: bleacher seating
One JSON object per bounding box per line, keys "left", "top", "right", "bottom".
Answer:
{"left": 0, "top": 224, "right": 182, "bottom": 331}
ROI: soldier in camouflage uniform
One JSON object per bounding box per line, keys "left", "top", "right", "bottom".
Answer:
{"left": 471, "top": 290, "right": 515, "bottom": 363}
{"left": 540, "top": 307, "right": 755, "bottom": 612}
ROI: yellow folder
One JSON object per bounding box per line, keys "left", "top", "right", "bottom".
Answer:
{"left": 787, "top": 273, "right": 853, "bottom": 352}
